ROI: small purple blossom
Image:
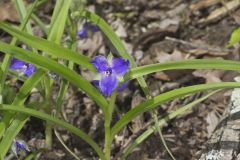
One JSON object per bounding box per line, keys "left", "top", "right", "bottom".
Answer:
{"left": 10, "top": 58, "right": 35, "bottom": 77}
{"left": 77, "top": 22, "right": 100, "bottom": 39}
{"left": 91, "top": 55, "right": 130, "bottom": 96}
{"left": 11, "top": 139, "right": 30, "bottom": 156}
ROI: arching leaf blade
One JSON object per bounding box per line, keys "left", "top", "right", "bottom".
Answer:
{"left": 111, "top": 82, "right": 240, "bottom": 139}
{"left": 0, "top": 22, "right": 96, "bottom": 72}
{"left": 0, "top": 105, "right": 106, "bottom": 160}
{"left": 121, "top": 90, "right": 218, "bottom": 158}
{"left": 125, "top": 59, "right": 240, "bottom": 81}
{"left": 0, "top": 41, "right": 108, "bottom": 113}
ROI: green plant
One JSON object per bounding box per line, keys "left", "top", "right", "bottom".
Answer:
{"left": 0, "top": 1, "right": 239, "bottom": 159}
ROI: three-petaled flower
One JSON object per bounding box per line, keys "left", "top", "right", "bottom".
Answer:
{"left": 10, "top": 58, "right": 35, "bottom": 77}
{"left": 91, "top": 55, "right": 130, "bottom": 96}
{"left": 77, "top": 22, "right": 100, "bottom": 39}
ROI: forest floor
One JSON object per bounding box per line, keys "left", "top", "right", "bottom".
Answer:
{"left": 1, "top": 0, "right": 240, "bottom": 159}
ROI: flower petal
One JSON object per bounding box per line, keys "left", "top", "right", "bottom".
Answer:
{"left": 111, "top": 57, "right": 130, "bottom": 75}
{"left": 10, "top": 58, "right": 26, "bottom": 70}
{"left": 24, "top": 64, "right": 35, "bottom": 77}
{"left": 91, "top": 80, "right": 100, "bottom": 88}
{"left": 91, "top": 24, "right": 100, "bottom": 33}
{"left": 118, "top": 81, "right": 130, "bottom": 92}
{"left": 91, "top": 55, "right": 109, "bottom": 73}
{"left": 77, "top": 28, "right": 88, "bottom": 39}
{"left": 99, "top": 75, "right": 118, "bottom": 96}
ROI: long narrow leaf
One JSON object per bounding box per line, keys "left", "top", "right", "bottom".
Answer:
{"left": 0, "top": 70, "right": 45, "bottom": 157}
{"left": 47, "top": 0, "right": 72, "bottom": 44}
{"left": 2, "top": 69, "right": 45, "bottom": 124}
{"left": 0, "top": 23, "right": 96, "bottom": 72}
{"left": 111, "top": 82, "right": 240, "bottom": 139}
{"left": 0, "top": 122, "right": 5, "bottom": 140}
{"left": 0, "top": 104, "right": 106, "bottom": 160}
{"left": 121, "top": 91, "right": 218, "bottom": 158}
{"left": 0, "top": 0, "right": 38, "bottom": 96}
{"left": 0, "top": 42, "right": 108, "bottom": 113}
{"left": 13, "top": 69, "right": 45, "bottom": 105}
{"left": 125, "top": 59, "right": 240, "bottom": 80}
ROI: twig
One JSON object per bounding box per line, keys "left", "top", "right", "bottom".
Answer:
{"left": 199, "top": 0, "right": 240, "bottom": 24}
{"left": 165, "top": 36, "right": 233, "bottom": 53}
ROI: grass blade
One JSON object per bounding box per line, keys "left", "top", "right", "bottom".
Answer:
{"left": 47, "top": 0, "right": 72, "bottom": 44}
{"left": 0, "top": 22, "right": 96, "bottom": 72}
{"left": 111, "top": 82, "right": 240, "bottom": 139}
{"left": 0, "top": 41, "right": 108, "bottom": 112}
{"left": 0, "top": 70, "right": 45, "bottom": 157}
{"left": 0, "top": 0, "right": 38, "bottom": 98}
{"left": 121, "top": 91, "right": 218, "bottom": 158}
{"left": 125, "top": 59, "right": 240, "bottom": 80}
{"left": 0, "top": 104, "right": 106, "bottom": 160}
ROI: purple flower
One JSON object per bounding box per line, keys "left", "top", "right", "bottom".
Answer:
{"left": 91, "top": 55, "right": 130, "bottom": 96}
{"left": 11, "top": 139, "right": 30, "bottom": 156}
{"left": 77, "top": 22, "right": 100, "bottom": 39}
{"left": 10, "top": 58, "right": 35, "bottom": 77}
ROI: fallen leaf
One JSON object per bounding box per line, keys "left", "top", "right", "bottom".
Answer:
{"left": 0, "top": 2, "right": 19, "bottom": 22}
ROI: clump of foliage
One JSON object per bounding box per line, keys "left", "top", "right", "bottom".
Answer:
{"left": 0, "top": 0, "right": 240, "bottom": 159}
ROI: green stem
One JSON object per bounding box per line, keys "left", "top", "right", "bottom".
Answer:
{"left": 45, "top": 123, "right": 53, "bottom": 149}
{"left": 104, "top": 91, "right": 117, "bottom": 160}
{"left": 152, "top": 110, "right": 176, "bottom": 160}
{"left": 44, "top": 75, "right": 54, "bottom": 149}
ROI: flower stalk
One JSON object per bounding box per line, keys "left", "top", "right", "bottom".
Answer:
{"left": 104, "top": 90, "right": 117, "bottom": 160}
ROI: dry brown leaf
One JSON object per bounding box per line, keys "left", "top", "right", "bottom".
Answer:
{"left": 190, "top": 0, "right": 220, "bottom": 11}
{"left": 0, "top": 2, "right": 19, "bottom": 22}
{"left": 154, "top": 49, "right": 193, "bottom": 80}
{"left": 193, "top": 70, "right": 225, "bottom": 83}
{"left": 199, "top": 0, "right": 240, "bottom": 24}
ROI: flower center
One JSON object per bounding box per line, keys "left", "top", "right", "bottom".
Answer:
{"left": 19, "top": 65, "right": 27, "bottom": 73}
{"left": 105, "top": 68, "right": 112, "bottom": 76}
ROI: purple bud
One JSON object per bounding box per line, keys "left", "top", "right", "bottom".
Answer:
{"left": 11, "top": 139, "right": 30, "bottom": 156}
{"left": 77, "top": 28, "right": 88, "bottom": 39}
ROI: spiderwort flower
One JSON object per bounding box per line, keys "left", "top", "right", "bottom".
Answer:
{"left": 91, "top": 55, "right": 130, "bottom": 96}
{"left": 77, "top": 22, "right": 100, "bottom": 39}
{"left": 11, "top": 139, "right": 30, "bottom": 156}
{"left": 10, "top": 58, "right": 35, "bottom": 77}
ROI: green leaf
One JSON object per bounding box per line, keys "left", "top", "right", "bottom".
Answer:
{"left": 125, "top": 59, "right": 240, "bottom": 81}
{"left": 0, "top": 42, "right": 108, "bottom": 112}
{"left": 0, "top": 122, "right": 5, "bottom": 140}
{"left": 111, "top": 82, "right": 240, "bottom": 139}
{"left": 0, "top": 70, "right": 45, "bottom": 157}
{"left": 0, "top": 104, "right": 106, "bottom": 160}
{"left": 228, "top": 27, "right": 240, "bottom": 47}
{"left": 13, "top": 69, "right": 45, "bottom": 105}
{"left": 0, "top": 0, "right": 38, "bottom": 95}
{"left": 12, "top": 0, "right": 34, "bottom": 35}
{"left": 2, "top": 85, "right": 17, "bottom": 104}
{"left": 121, "top": 90, "right": 219, "bottom": 158}
{"left": 48, "top": 0, "right": 72, "bottom": 44}
{"left": 0, "top": 22, "right": 96, "bottom": 72}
